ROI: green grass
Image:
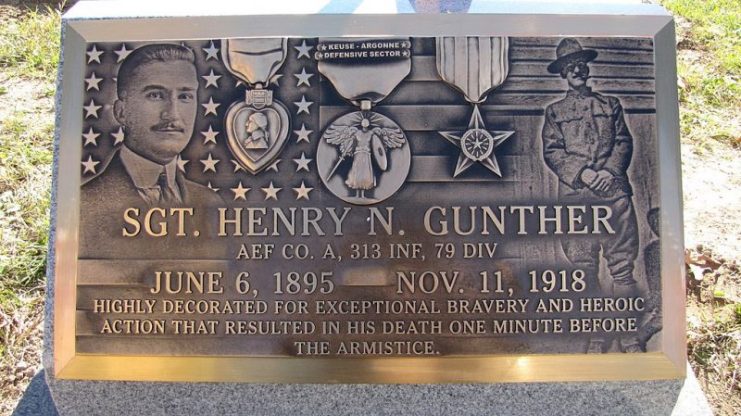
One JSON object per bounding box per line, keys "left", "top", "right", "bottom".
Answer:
{"left": 0, "top": 5, "right": 62, "bottom": 82}
{"left": 663, "top": 0, "right": 740, "bottom": 72}
{"left": 661, "top": 0, "right": 741, "bottom": 148}
{"left": 0, "top": 9, "right": 60, "bottom": 400}
{"left": 0, "top": 111, "right": 54, "bottom": 289}
{"left": 0, "top": 4, "right": 60, "bottom": 293}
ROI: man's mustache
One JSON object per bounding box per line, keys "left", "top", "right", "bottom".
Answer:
{"left": 151, "top": 122, "right": 185, "bottom": 132}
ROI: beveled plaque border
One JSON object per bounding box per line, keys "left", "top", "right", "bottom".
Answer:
{"left": 52, "top": 1, "right": 685, "bottom": 383}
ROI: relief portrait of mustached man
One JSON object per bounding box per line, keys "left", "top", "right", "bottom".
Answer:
{"left": 80, "top": 44, "right": 224, "bottom": 258}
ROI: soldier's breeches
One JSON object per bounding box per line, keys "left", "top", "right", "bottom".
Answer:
{"left": 604, "top": 196, "right": 639, "bottom": 284}
{"left": 561, "top": 196, "right": 639, "bottom": 285}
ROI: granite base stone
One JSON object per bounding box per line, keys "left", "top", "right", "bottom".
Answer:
{"left": 16, "top": 366, "right": 706, "bottom": 416}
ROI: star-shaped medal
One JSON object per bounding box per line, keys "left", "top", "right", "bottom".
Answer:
{"left": 438, "top": 106, "right": 513, "bottom": 177}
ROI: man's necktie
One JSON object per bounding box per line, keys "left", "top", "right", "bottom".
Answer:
{"left": 157, "top": 172, "right": 177, "bottom": 203}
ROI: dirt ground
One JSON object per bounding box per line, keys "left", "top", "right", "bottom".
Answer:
{"left": 683, "top": 143, "right": 741, "bottom": 415}
{"left": 682, "top": 144, "right": 741, "bottom": 262}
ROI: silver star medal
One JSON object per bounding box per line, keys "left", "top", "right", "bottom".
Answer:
{"left": 440, "top": 106, "right": 513, "bottom": 177}
{"left": 222, "top": 38, "right": 290, "bottom": 175}
{"left": 436, "top": 36, "right": 514, "bottom": 178}
{"left": 315, "top": 38, "right": 413, "bottom": 205}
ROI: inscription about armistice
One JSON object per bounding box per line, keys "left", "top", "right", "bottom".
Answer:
{"left": 76, "top": 36, "right": 662, "bottom": 358}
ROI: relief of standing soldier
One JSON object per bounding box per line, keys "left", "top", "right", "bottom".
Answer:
{"left": 541, "top": 38, "right": 645, "bottom": 354}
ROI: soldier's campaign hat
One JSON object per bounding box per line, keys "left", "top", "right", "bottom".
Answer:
{"left": 547, "top": 38, "right": 598, "bottom": 74}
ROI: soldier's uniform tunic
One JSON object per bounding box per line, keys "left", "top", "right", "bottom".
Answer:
{"left": 541, "top": 87, "right": 638, "bottom": 288}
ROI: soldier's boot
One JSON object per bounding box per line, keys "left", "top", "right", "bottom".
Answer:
{"left": 637, "top": 290, "right": 662, "bottom": 348}
{"left": 586, "top": 337, "right": 607, "bottom": 354}
{"left": 637, "top": 307, "right": 663, "bottom": 348}
{"left": 613, "top": 282, "right": 643, "bottom": 352}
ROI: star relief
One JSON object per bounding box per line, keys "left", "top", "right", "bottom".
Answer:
{"left": 438, "top": 105, "right": 514, "bottom": 178}
{"left": 267, "top": 159, "right": 281, "bottom": 173}
{"left": 294, "top": 123, "right": 312, "bottom": 143}
{"left": 261, "top": 182, "right": 282, "bottom": 201}
{"left": 293, "top": 95, "right": 313, "bottom": 115}
{"left": 203, "top": 41, "right": 220, "bottom": 61}
{"left": 86, "top": 45, "right": 104, "bottom": 64}
{"left": 230, "top": 181, "right": 250, "bottom": 201}
{"left": 294, "top": 40, "right": 313, "bottom": 60}
{"left": 201, "top": 69, "right": 221, "bottom": 89}
{"left": 83, "top": 99, "right": 102, "bottom": 119}
{"left": 202, "top": 97, "right": 220, "bottom": 116}
{"left": 269, "top": 74, "right": 283, "bottom": 87}
{"left": 293, "top": 152, "right": 312, "bottom": 172}
{"left": 111, "top": 126, "right": 125, "bottom": 146}
{"left": 85, "top": 72, "right": 103, "bottom": 91}
{"left": 207, "top": 182, "right": 220, "bottom": 192}
{"left": 81, "top": 155, "right": 100, "bottom": 175}
{"left": 82, "top": 127, "right": 100, "bottom": 147}
{"left": 294, "top": 67, "right": 314, "bottom": 87}
{"left": 114, "top": 43, "right": 132, "bottom": 63}
{"left": 231, "top": 159, "right": 245, "bottom": 173}
{"left": 200, "top": 152, "right": 220, "bottom": 173}
{"left": 293, "top": 181, "right": 313, "bottom": 201}
{"left": 177, "top": 158, "right": 189, "bottom": 172}
{"left": 201, "top": 125, "right": 219, "bottom": 144}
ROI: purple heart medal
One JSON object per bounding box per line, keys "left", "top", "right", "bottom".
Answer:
{"left": 315, "top": 38, "right": 412, "bottom": 205}
{"left": 223, "top": 39, "right": 290, "bottom": 175}
{"left": 436, "top": 37, "right": 515, "bottom": 177}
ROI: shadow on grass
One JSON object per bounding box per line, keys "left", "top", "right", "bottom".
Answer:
{"left": 11, "top": 370, "right": 58, "bottom": 416}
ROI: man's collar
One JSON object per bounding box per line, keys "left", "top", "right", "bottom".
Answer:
{"left": 119, "top": 146, "right": 178, "bottom": 190}
{"left": 567, "top": 86, "right": 593, "bottom": 98}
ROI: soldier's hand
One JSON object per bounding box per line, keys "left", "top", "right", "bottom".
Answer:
{"left": 594, "top": 170, "right": 615, "bottom": 192}
{"left": 580, "top": 168, "right": 598, "bottom": 187}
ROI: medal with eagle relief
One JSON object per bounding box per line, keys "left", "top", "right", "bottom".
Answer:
{"left": 316, "top": 38, "right": 412, "bottom": 205}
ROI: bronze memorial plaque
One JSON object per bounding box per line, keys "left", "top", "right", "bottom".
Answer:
{"left": 52, "top": 8, "right": 685, "bottom": 383}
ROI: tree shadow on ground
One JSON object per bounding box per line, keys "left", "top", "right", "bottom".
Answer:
{"left": 11, "top": 370, "right": 58, "bottom": 416}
